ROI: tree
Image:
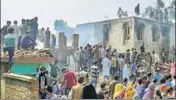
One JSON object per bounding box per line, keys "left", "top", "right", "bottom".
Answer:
{"left": 53, "top": 19, "right": 75, "bottom": 38}
{"left": 54, "top": 19, "right": 68, "bottom": 32}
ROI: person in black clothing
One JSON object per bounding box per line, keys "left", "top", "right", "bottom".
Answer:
{"left": 80, "top": 83, "right": 98, "bottom": 99}
{"left": 140, "top": 43, "right": 145, "bottom": 56}
{"left": 135, "top": 4, "right": 140, "bottom": 16}
{"left": 38, "top": 66, "right": 48, "bottom": 99}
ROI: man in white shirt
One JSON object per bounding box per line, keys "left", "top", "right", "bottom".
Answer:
{"left": 12, "top": 21, "right": 20, "bottom": 47}
{"left": 152, "top": 51, "right": 160, "bottom": 63}
{"left": 102, "top": 54, "right": 111, "bottom": 81}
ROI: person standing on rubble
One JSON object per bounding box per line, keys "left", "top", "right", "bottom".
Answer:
{"left": 140, "top": 43, "right": 145, "bottom": 56}
{"left": 164, "top": 9, "right": 168, "bottom": 23}
{"left": 51, "top": 34, "right": 56, "bottom": 49}
{"left": 12, "top": 21, "right": 20, "bottom": 48}
{"left": 30, "top": 17, "right": 38, "bottom": 41}
{"left": 3, "top": 27, "right": 16, "bottom": 72}
{"left": 117, "top": 7, "right": 124, "bottom": 18}
{"left": 135, "top": 4, "right": 140, "bottom": 16}
{"left": 44, "top": 27, "right": 51, "bottom": 48}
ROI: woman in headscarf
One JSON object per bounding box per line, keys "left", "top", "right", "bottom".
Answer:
{"left": 80, "top": 83, "right": 98, "bottom": 99}
{"left": 143, "top": 82, "right": 155, "bottom": 99}
{"left": 169, "top": 60, "right": 176, "bottom": 78}
{"left": 113, "top": 83, "right": 123, "bottom": 99}
{"left": 124, "top": 82, "right": 134, "bottom": 99}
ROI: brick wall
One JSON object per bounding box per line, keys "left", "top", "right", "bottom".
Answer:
{"left": 3, "top": 73, "right": 39, "bottom": 99}
{"left": 72, "top": 34, "right": 79, "bottom": 49}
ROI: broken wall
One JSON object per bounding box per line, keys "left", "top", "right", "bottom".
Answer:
{"left": 133, "top": 17, "right": 173, "bottom": 54}
{"left": 3, "top": 73, "right": 38, "bottom": 99}
{"left": 107, "top": 18, "right": 134, "bottom": 52}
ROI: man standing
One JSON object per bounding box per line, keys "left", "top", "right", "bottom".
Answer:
{"left": 135, "top": 4, "right": 140, "bottom": 16}
{"left": 125, "top": 49, "right": 131, "bottom": 63}
{"left": 12, "top": 21, "right": 20, "bottom": 48}
{"left": 109, "top": 76, "right": 119, "bottom": 99}
{"left": 152, "top": 51, "right": 160, "bottom": 64}
{"left": 61, "top": 68, "right": 77, "bottom": 95}
{"left": 83, "top": 47, "right": 89, "bottom": 68}
{"left": 90, "top": 61, "right": 100, "bottom": 88}
{"left": 44, "top": 27, "right": 51, "bottom": 48}
{"left": 140, "top": 43, "right": 145, "bottom": 56}
{"left": 3, "top": 28, "right": 16, "bottom": 72}
{"left": 19, "top": 19, "right": 28, "bottom": 49}
{"left": 74, "top": 48, "right": 81, "bottom": 71}
{"left": 51, "top": 34, "right": 56, "bottom": 49}
{"left": 102, "top": 54, "right": 111, "bottom": 81}
{"left": 71, "top": 77, "right": 84, "bottom": 99}
{"left": 160, "top": 48, "right": 166, "bottom": 64}
{"left": 1, "top": 21, "right": 11, "bottom": 47}
{"left": 38, "top": 28, "right": 45, "bottom": 42}
{"left": 117, "top": 7, "right": 124, "bottom": 18}
{"left": 1, "top": 21, "right": 11, "bottom": 37}
{"left": 30, "top": 17, "right": 38, "bottom": 41}
{"left": 110, "top": 54, "right": 117, "bottom": 75}
{"left": 119, "top": 55, "right": 125, "bottom": 81}
{"left": 164, "top": 9, "right": 168, "bottom": 23}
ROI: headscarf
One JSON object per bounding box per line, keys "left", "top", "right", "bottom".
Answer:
{"left": 160, "top": 84, "right": 167, "bottom": 93}
{"left": 143, "top": 82, "right": 155, "bottom": 99}
{"left": 80, "top": 83, "right": 98, "bottom": 99}
{"left": 113, "top": 83, "right": 123, "bottom": 99}
{"left": 124, "top": 82, "right": 134, "bottom": 99}
{"left": 170, "top": 63, "right": 176, "bottom": 77}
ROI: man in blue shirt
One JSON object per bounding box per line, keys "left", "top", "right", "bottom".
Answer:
{"left": 165, "top": 74, "right": 172, "bottom": 87}
{"left": 153, "top": 69, "right": 161, "bottom": 82}
{"left": 20, "top": 30, "right": 36, "bottom": 50}
{"left": 3, "top": 27, "right": 16, "bottom": 71}
{"left": 30, "top": 17, "right": 38, "bottom": 41}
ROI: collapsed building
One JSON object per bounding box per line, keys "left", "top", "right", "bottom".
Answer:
{"left": 76, "top": 17, "right": 175, "bottom": 54}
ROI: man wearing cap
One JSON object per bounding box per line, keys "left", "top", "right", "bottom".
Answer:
{"left": 3, "top": 27, "right": 16, "bottom": 71}
{"left": 20, "top": 30, "right": 36, "bottom": 50}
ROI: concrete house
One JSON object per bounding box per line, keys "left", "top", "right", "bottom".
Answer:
{"left": 76, "top": 17, "right": 175, "bottom": 54}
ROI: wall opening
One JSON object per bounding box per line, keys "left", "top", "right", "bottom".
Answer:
{"left": 152, "top": 24, "right": 159, "bottom": 42}
{"left": 123, "top": 23, "right": 130, "bottom": 45}
{"left": 136, "top": 23, "right": 145, "bottom": 40}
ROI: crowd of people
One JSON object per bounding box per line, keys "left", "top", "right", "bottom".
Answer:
{"left": 35, "top": 43, "right": 176, "bottom": 99}
{"left": 117, "top": 3, "right": 170, "bottom": 24}
{"left": 0, "top": 18, "right": 57, "bottom": 69}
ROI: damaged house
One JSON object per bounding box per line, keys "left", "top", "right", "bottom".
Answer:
{"left": 76, "top": 17, "right": 175, "bottom": 54}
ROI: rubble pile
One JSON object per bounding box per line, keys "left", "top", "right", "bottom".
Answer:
{"left": 1, "top": 50, "right": 50, "bottom": 58}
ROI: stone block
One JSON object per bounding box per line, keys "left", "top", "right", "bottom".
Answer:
{"left": 58, "top": 32, "right": 67, "bottom": 49}
{"left": 72, "top": 34, "right": 79, "bottom": 49}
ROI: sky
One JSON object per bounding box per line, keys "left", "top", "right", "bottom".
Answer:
{"left": 1, "top": 0, "right": 172, "bottom": 30}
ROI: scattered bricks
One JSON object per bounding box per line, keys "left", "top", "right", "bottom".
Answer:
{"left": 3, "top": 73, "right": 39, "bottom": 99}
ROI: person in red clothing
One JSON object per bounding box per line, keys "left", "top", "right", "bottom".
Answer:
{"left": 61, "top": 68, "right": 77, "bottom": 95}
